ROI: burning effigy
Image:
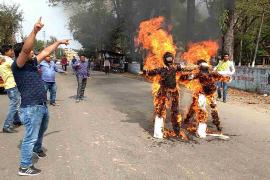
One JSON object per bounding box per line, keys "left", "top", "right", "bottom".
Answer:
{"left": 137, "top": 16, "right": 230, "bottom": 140}
{"left": 180, "top": 41, "right": 230, "bottom": 138}
{"left": 137, "top": 16, "right": 193, "bottom": 140}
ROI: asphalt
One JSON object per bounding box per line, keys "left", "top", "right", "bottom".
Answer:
{"left": 0, "top": 70, "right": 270, "bottom": 180}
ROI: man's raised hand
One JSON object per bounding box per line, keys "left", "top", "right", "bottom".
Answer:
{"left": 36, "top": 39, "right": 69, "bottom": 63}
{"left": 34, "top": 17, "right": 44, "bottom": 34}
{"left": 59, "top": 39, "right": 70, "bottom": 46}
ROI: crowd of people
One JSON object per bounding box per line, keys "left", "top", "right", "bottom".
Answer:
{"left": 0, "top": 17, "right": 236, "bottom": 176}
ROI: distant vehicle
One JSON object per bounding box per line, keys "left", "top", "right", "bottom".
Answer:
{"left": 110, "top": 58, "right": 125, "bottom": 73}
{"left": 0, "top": 75, "right": 5, "bottom": 92}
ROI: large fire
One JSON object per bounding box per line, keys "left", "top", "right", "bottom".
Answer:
{"left": 137, "top": 17, "right": 176, "bottom": 119}
{"left": 137, "top": 16, "right": 176, "bottom": 114}
{"left": 180, "top": 40, "right": 219, "bottom": 92}
{"left": 137, "top": 16, "right": 188, "bottom": 140}
{"left": 137, "top": 16, "right": 176, "bottom": 71}
{"left": 137, "top": 16, "right": 229, "bottom": 140}
{"left": 180, "top": 41, "right": 230, "bottom": 137}
{"left": 181, "top": 40, "right": 219, "bottom": 64}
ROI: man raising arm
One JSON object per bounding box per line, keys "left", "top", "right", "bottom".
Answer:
{"left": 12, "top": 17, "right": 69, "bottom": 176}
{"left": 16, "top": 17, "right": 69, "bottom": 67}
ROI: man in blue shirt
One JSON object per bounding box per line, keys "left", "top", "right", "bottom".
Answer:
{"left": 71, "top": 56, "right": 77, "bottom": 74}
{"left": 11, "top": 17, "right": 69, "bottom": 176}
{"left": 73, "top": 55, "right": 90, "bottom": 102}
{"left": 39, "top": 55, "right": 65, "bottom": 106}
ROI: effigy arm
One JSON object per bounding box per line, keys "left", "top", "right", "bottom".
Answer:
{"left": 143, "top": 68, "right": 163, "bottom": 76}
{"left": 211, "top": 72, "right": 231, "bottom": 82}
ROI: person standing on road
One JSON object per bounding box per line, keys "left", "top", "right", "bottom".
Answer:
{"left": 104, "top": 58, "right": 110, "bottom": 75}
{"left": 73, "top": 55, "right": 90, "bottom": 102}
{"left": 210, "top": 56, "right": 218, "bottom": 67}
{"left": 90, "top": 60, "right": 94, "bottom": 71}
{"left": 11, "top": 17, "right": 69, "bottom": 176}
{"left": 214, "top": 53, "right": 235, "bottom": 103}
{"left": 0, "top": 45, "right": 22, "bottom": 133}
{"left": 39, "top": 55, "right": 65, "bottom": 106}
{"left": 61, "top": 55, "right": 68, "bottom": 71}
{"left": 71, "top": 56, "right": 77, "bottom": 74}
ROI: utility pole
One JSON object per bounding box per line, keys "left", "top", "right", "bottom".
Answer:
{"left": 252, "top": 10, "right": 265, "bottom": 67}
{"left": 43, "top": 31, "right": 46, "bottom": 48}
{"left": 20, "top": 21, "right": 24, "bottom": 41}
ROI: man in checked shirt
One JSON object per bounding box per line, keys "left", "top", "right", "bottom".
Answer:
{"left": 73, "top": 54, "right": 90, "bottom": 102}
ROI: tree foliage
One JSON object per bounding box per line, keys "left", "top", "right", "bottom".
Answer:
{"left": 234, "top": 0, "right": 270, "bottom": 65}
{"left": 49, "top": 0, "right": 270, "bottom": 65}
{"left": 0, "top": 3, "right": 23, "bottom": 45}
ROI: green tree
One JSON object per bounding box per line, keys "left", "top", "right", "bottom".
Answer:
{"left": 34, "top": 39, "right": 45, "bottom": 52}
{"left": 53, "top": 0, "right": 270, "bottom": 66}
{"left": 234, "top": 0, "right": 270, "bottom": 65}
{"left": 0, "top": 3, "right": 23, "bottom": 45}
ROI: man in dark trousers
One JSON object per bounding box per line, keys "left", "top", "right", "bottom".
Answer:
{"left": 61, "top": 55, "right": 68, "bottom": 71}
{"left": 12, "top": 17, "right": 69, "bottom": 176}
{"left": 73, "top": 55, "right": 90, "bottom": 102}
{"left": 39, "top": 55, "right": 65, "bottom": 106}
{"left": 71, "top": 56, "right": 77, "bottom": 74}
{"left": 104, "top": 58, "right": 111, "bottom": 75}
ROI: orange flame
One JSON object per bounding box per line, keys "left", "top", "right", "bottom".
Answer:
{"left": 181, "top": 40, "right": 219, "bottom": 93}
{"left": 181, "top": 40, "right": 219, "bottom": 65}
{"left": 136, "top": 17, "right": 221, "bottom": 137}
{"left": 181, "top": 41, "right": 219, "bottom": 133}
{"left": 136, "top": 16, "right": 176, "bottom": 71}
{"left": 137, "top": 16, "right": 177, "bottom": 116}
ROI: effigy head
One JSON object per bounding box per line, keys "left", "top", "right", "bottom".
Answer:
{"left": 197, "top": 59, "right": 209, "bottom": 73}
{"left": 163, "top": 52, "right": 174, "bottom": 67}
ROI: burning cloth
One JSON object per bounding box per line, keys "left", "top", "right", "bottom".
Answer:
{"left": 180, "top": 60, "right": 230, "bottom": 138}
{"left": 179, "top": 40, "right": 231, "bottom": 138}
{"left": 137, "top": 16, "right": 229, "bottom": 140}
{"left": 143, "top": 52, "right": 191, "bottom": 139}
{"left": 137, "top": 17, "right": 193, "bottom": 139}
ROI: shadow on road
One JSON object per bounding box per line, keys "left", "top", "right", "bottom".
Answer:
{"left": 17, "top": 131, "right": 61, "bottom": 149}
{"left": 44, "top": 130, "right": 62, "bottom": 137}
{"left": 90, "top": 73, "right": 235, "bottom": 144}
{"left": 69, "top": 95, "right": 78, "bottom": 99}
{"left": 90, "top": 73, "right": 154, "bottom": 136}
{"left": 0, "top": 91, "right": 6, "bottom": 95}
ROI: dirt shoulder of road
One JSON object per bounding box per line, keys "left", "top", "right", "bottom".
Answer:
{"left": 228, "top": 88, "right": 270, "bottom": 114}
{"left": 120, "top": 72, "right": 270, "bottom": 114}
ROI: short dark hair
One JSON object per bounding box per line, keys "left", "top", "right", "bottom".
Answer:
{"left": 13, "top": 42, "right": 24, "bottom": 58}
{"left": 0, "top": 44, "right": 13, "bottom": 55}
{"left": 223, "top": 52, "right": 229, "bottom": 57}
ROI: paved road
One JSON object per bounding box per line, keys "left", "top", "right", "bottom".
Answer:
{"left": 0, "top": 70, "right": 270, "bottom": 180}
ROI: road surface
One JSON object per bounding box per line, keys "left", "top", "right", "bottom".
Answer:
{"left": 0, "top": 70, "right": 270, "bottom": 180}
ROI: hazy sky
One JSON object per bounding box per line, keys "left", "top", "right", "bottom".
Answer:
{"left": 1, "top": 0, "right": 82, "bottom": 49}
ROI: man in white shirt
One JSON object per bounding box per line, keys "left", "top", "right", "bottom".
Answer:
{"left": 104, "top": 58, "right": 111, "bottom": 75}
{"left": 214, "top": 53, "right": 235, "bottom": 103}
